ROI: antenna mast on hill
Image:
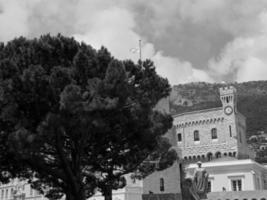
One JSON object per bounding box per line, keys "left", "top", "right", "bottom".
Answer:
{"left": 139, "top": 39, "right": 142, "bottom": 62}
{"left": 130, "top": 40, "right": 143, "bottom": 67}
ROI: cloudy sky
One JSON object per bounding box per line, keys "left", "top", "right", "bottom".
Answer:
{"left": 1, "top": 0, "right": 267, "bottom": 85}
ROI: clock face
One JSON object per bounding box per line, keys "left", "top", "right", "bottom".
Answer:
{"left": 224, "top": 105, "right": 233, "bottom": 115}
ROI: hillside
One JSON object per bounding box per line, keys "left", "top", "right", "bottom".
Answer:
{"left": 170, "top": 81, "right": 267, "bottom": 137}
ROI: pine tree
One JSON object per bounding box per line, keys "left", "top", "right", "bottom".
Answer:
{"left": 0, "top": 34, "right": 176, "bottom": 200}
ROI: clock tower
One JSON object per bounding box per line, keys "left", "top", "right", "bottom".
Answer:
{"left": 219, "top": 86, "right": 237, "bottom": 115}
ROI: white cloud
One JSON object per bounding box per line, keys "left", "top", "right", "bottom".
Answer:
{"left": 1, "top": 0, "right": 267, "bottom": 83}
{"left": 0, "top": 0, "right": 29, "bottom": 41}
{"left": 73, "top": 6, "right": 212, "bottom": 85}
{"left": 208, "top": 35, "right": 267, "bottom": 82}
{"left": 152, "top": 52, "right": 213, "bottom": 84}
{"left": 236, "top": 57, "right": 267, "bottom": 82}
{"left": 73, "top": 7, "right": 140, "bottom": 61}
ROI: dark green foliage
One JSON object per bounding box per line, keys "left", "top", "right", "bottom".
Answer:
{"left": 255, "top": 146, "right": 267, "bottom": 163}
{"left": 0, "top": 34, "right": 175, "bottom": 200}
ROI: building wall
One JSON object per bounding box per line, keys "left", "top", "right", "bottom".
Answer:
{"left": 0, "top": 179, "right": 44, "bottom": 200}
{"left": 207, "top": 190, "right": 267, "bottom": 200}
{"left": 236, "top": 112, "right": 256, "bottom": 159}
{"left": 142, "top": 193, "right": 182, "bottom": 200}
{"left": 186, "top": 160, "right": 267, "bottom": 192}
{"left": 124, "top": 187, "right": 143, "bottom": 200}
{"left": 173, "top": 86, "right": 252, "bottom": 161}
{"left": 89, "top": 187, "right": 143, "bottom": 200}
{"left": 143, "top": 162, "right": 181, "bottom": 195}
{"left": 88, "top": 175, "right": 143, "bottom": 200}
{"left": 89, "top": 189, "right": 126, "bottom": 200}
{"left": 174, "top": 108, "right": 239, "bottom": 160}
{"left": 210, "top": 171, "right": 254, "bottom": 191}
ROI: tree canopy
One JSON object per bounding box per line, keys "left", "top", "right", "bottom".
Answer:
{"left": 0, "top": 34, "right": 176, "bottom": 200}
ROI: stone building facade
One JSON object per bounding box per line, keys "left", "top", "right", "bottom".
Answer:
{"left": 142, "top": 86, "right": 257, "bottom": 200}
{"left": 173, "top": 86, "right": 252, "bottom": 161}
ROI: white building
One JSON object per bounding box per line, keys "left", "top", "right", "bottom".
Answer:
{"left": 143, "top": 86, "right": 267, "bottom": 200}
{"left": 173, "top": 86, "right": 254, "bottom": 161}
{"left": 0, "top": 179, "right": 44, "bottom": 200}
{"left": 88, "top": 175, "right": 142, "bottom": 200}
{"left": 0, "top": 175, "right": 142, "bottom": 200}
{"left": 187, "top": 157, "right": 267, "bottom": 192}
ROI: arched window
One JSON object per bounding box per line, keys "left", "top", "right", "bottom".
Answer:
{"left": 211, "top": 128, "right": 217, "bottom": 139}
{"left": 177, "top": 133, "right": 182, "bottom": 142}
{"left": 194, "top": 130, "right": 200, "bottom": 141}
{"left": 160, "top": 178, "right": 164, "bottom": 192}
{"left": 215, "top": 152, "right": 221, "bottom": 158}
{"left": 207, "top": 152, "right": 213, "bottom": 161}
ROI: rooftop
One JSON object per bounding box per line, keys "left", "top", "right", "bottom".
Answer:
{"left": 187, "top": 158, "right": 266, "bottom": 170}
{"left": 172, "top": 107, "right": 222, "bottom": 118}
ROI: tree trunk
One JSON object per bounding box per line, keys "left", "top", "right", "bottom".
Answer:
{"left": 104, "top": 188, "right": 112, "bottom": 200}
{"left": 66, "top": 192, "right": 75, "bottom": 200}
{"left": 65, "top": 189, "right": 86, "bottom": 200}
{"left": 66, "top": 193, "right": 86, "bottom": 200}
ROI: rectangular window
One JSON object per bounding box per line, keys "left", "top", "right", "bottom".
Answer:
{"left": 177, "top": 133, "right": 182, "bottom": 142}
{"left": 231, "top": 179, "right": 242, "bottom": 191}
{"left": 211, "top": 132, "right": 217, "bottom": 139}
{"left": 11, "top": 188, "right": 13, "bottom": 198}
{"left": 5, "top": 189, "right": 8, "bottom": 199}
{"left": 211, "top": 128, "right": 217, "bottom": 139}
{"left": 207, "top": 181, "right": 211, "bottom": 192}
{"left": 160, "top": 178, "right": 164, "bottom": 192}
{"left": 229, "top": 125, "right": 232, "bottom": 137}
{"left": 239, "top": 132, "right": 242, "bottom": 143}
{"left": 30, "top": 187, "right": 33, "bottom": 196}
{"left": 194, "top": 130, "right": 200, "bottom": 141}
{"left": 1, "top": 189, "right": 4, "bottom": 199}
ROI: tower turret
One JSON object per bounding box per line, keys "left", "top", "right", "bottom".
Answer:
{"left": 219, "top": 86, "right": 237, "bottom": 115}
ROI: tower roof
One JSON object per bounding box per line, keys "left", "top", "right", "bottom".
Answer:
{"left": 219, "top": 86, "right": 237, "bottom": 95}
